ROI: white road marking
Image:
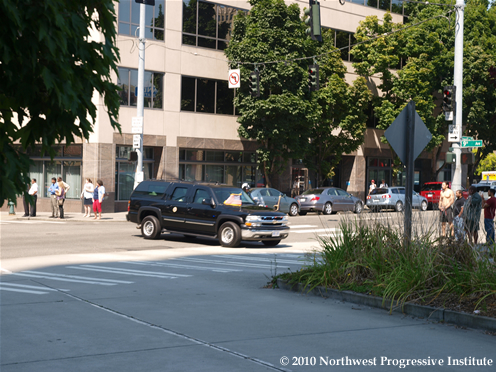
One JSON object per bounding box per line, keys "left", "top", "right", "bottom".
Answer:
{"left": 0, "top": 287, "right": 48, "bottom": 294}
{"left": 68, "top": 265, "right": 192, "bottom": 279}
{"left": 0, "top": 282, "right": 68, "bottom": 292}
{"left": 2, "top": 220, "right": 66, "bottom": 224}
{"left": 10, "top": 270, "right": 133, "bottom": 285}
{"left": 292, "top": 227, "right": 340, "bottom": 234}
{"left": 212, "top": 255, "right": 303, "bottom": 265}
{"left": 174, "top": 257, "right": 280, "bottom": 269}
{"left": 120, "top": 261, "right": 240, "bottom": 273}
{"left": 0, "top": 267, "right": 12, "bottom": 274}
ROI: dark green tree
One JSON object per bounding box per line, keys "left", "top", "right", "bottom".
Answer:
{"left": 0, "top": 0, "right": 121, "bottom": 206}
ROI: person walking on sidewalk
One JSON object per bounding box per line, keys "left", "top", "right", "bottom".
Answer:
{"left": 92, "top": 179, "right": 105, "bottom": 220}
{"left": 482, "top": 189, "right": 496, "bottom": 245}
{"left": 464, "top": 186, "right": 482, "bottom": 245}
{"left": 23, "top": 179, "right": 38, "bottom": 217}
{"left": 452, "top": 190, "right": 466, "bottom": 241}
{"left": 439, "top": 181, "right": 455, "bottom": 237}
{"left": 48, "top": 177, "right": 59, "bottom": 218}
{"left": 55, "top": 180, "right": 66, "bottom": 219}
{"left": 80, "top": 178, "right": 94, "bottom": 217}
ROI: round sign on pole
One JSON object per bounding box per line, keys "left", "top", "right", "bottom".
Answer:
{"left": 228, "top": 69, "right": 241, "bottom": 88}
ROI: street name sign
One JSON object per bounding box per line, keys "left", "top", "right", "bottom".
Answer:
{"left": 461, "top": 139, "right": 482, "bottom": 148}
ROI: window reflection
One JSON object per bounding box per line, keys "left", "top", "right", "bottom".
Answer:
{"left": 118, "top": 68, "right": 164, "bottom": 109}
{"left": 181, "top": 76, "right": 235, "bottom": 115}
{"left": 118, "top": 0, "right": 165, "bottom": 41}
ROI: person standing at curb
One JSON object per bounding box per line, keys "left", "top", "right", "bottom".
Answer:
{"left": 92, "top": 179, "right": 105, "bottom": 220}
{"left": 48, "top": 177, "right": 59, "bottom": 218}
{"left": 81, "top": 178, "right": 94, "bottom": 218}
{"left": 23, "top": 179, "right": 38, "bottom": 217}
{"left": 368, "top": 180, "right": 376, "bottom": 195}
{"left": 439, "top": 181, "right": 455, "bottom": 237}
{"left": 55, "top": 180, "right": 66, "bottom": 219}
{"left": 453, "top": 190, "right": 465, "bottom": 241}
{"left": 464, "top": 186, "right": 482, "bottom": 245}
{"left": 379, "top": 179, "right": 388, "bottom": 188}
{"left": 482, "top": 188, "right": 496, "bottom": 246}
{"left": 57, "top": 177, "right": 70, "bottom": 194}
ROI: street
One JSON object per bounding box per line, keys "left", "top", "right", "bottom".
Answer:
{"left": 1, "top": 211, "right": 495, "bottom": 371}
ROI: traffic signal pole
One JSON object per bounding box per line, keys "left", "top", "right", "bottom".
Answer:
{"left": 134, "top": 3, "right": 146, "bottom": 189}
{"left": 451, "top": 0, "right": 464, "bottom": 192}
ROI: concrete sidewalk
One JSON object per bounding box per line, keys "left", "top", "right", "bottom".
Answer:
{"left": 0, "top": 210, "right": 128, "bottom": 223}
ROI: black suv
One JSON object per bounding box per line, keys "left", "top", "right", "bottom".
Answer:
{"left": 126, "top": 180, "right": 290, "bottom": 247}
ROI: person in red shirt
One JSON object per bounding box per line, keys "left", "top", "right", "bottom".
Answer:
{"left": 482, "top": 189, "right": 496, "bottom": 245}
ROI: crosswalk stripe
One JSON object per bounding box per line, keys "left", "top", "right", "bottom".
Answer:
{"left": 175, "top": 257, "right": 280, "bottom": 269}
{"left": 22, "top": 270, "right": 133, "bottom": 284}
{"left": 2, "top": 220, "right": 66, "bottom": 224}
{"left": 0, "top": 283, "right": 68, "bottom": 292}
{"left": 68, "top": 265, "right": 192, "bottom": 279}
{"left": 11, "top": 273, "right": 118, "bottom": 285}
{"left": 0, "top": 287, "right": 48, "bottom": 294}
{"left": 293, "top": 228, "right": 340, "bottom": 234}
{"left": 120, "top": 261, "right": 240, "bottom": 273}
{"left": 212, "top": 255, "right": 303, "bottom": 265}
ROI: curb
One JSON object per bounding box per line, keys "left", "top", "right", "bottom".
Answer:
{"left": 277, "top": 279, "right": 496, "bottom": 332}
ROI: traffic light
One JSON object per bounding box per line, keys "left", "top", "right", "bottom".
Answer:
{"left": 128, "top": 151, "right": 138, "bottom": 162}
{"left": 308, "top": 64, "right": 319, "bottom": 92}
{"left": 442, "top": 86, "right": 456, "bottom": 112}
{"left": 249, "top": 70, "right": 260, "bottom": 98}
{"left": 304, "top": 1, "right": 322, "bottom": 42}
{"left": 446, "top": 152, "right": 456, "bottom": 163}
{"left": 461, "top": 153, "right": 474, "bottom": 165}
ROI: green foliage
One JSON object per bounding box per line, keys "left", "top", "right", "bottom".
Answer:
{"left": 476, "top": 152, "right": 496, "bottom": 175}
{"left": 0, "top": 0, "right": 121, "bottom": 206}
{"left": 225, "top": 0, "right": 371, "bottom": 186}
{"left": 277, "top": 217, "right": 496, "bottom": 311}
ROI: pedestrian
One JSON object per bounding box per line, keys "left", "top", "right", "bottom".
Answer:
{"left": 22, "top": 179, "right": 38, "bottom": 217}
{"left": 439, "top": 181, "right": 455, "bottom": 236}
{"left": 48, "top": 177, "right": 59, "bottom": 218}
{"left": 80, "top": 178, "right": 94, "bottom": 217}
{"left": 55, "top": 180, "right": 66, "bottom": 219}
{"left": 463, "top": 185, "right": 482, "bottom": 245}
{"left": 368, "top": 180, "right": 376, "bottom": 195}
{"left": 379, "top": 179, "right": 388, "bottom": 188}
{"left": 92, "top": 179, "right": 105, "bottom": 220}
{"left": 482, "top": 188, "right": 496, "bottom": 245}
{"left": 57, "top": 177, "right": 71, "bottom": 194}
{"left": 452, "top": 190, "right": 465, "bottom": 241}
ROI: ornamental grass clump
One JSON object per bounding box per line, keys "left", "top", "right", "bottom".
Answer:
{"left": 277, "top": 211, "right": 496, "bottom": 312}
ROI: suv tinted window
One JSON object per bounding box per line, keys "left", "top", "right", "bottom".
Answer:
{"left": 193, "top": 189, "right": 211, "bottom": 204}
{"left": 133, "top": 181, "right": 170, "bottom": 198}
{"left": 171, "top": 187, "right": 189, "bottom": 202}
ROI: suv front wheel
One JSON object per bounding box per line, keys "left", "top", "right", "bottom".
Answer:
{"left": 219, "top": 221, "right": 242, "bottom": 247}
{"left": 141, "top": 215, "right": 161, "bottom": 239}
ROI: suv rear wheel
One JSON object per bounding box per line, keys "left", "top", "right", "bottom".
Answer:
{"left": 219, "top": 221, "right": 242, "bottom": 247}
{"left": 141, "top": 215, "right": 161, "bottom": 239}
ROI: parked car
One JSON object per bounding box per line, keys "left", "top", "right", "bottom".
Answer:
{"left": 367, "top": 187, "right": 428, "bottom": 212}
{"left": 250, "top": 187, "right": 300, "bottom": 216}
{"left": 294, "top": 187, "right": 363, "bottom": 215}
{"left": 420, "top": 182, "right": 468, "bottom": 209}
{"left": 471, "top": 181, "right": 496, "bottom": 199}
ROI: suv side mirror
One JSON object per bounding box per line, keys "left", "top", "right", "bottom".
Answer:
{"left": 202, "top": 198, "right": 215, "bottom": 207}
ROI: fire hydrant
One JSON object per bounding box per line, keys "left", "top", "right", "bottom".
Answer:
{"left": 8, "top": 200, "right": 15, "bottom": 215}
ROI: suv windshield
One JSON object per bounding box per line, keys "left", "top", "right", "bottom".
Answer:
{"left": 213, "top": 188, "right": 255, "bottom": 205}
{"left": 421, "top": 183, "right": 442, "bottom": 191}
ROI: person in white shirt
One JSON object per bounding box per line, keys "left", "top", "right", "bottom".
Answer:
{"left": 23, "top": 179, "right": 38, "bottom": 217}
{"left": 80, "top": 178, "right": 95, "bottom": 217}
{"left": 368, "top": 180, "right": 376, "bottom": 195}
{"left": 379, "top": 179, "right": 388, "bottom": 188}
{"left": 92, "top": 179, "right": 106, "bottom": 220}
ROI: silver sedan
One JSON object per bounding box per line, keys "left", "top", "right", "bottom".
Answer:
{"left": 294, "top": 187, "right": 364, "bottom": 215}
{"left": 366, "top": 187, "right": 428, "bottom": 212}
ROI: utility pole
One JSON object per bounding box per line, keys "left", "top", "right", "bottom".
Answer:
{"left": 134, "top": 2, "right": 147, "bottom": 189}
{"left": 451, "top": 0, "right": 464, "bottom": 192}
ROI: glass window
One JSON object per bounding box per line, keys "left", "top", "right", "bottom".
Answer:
{"left": 181, "top": 76, "right": 196, "bottom": 111}
{"left": 119, "top": 0, "right": 165, "bottom": 41}
{"left": 63, "top": 161, "right": 81, "bottom": 199}
{"left": 171, "top": 187, "right": 189, "bottom": 202}
{"left": 205, "top": 165, "right": 224, "bottom": 183}
{"left": 29, "top": 161, "right": 43, "bottom": 195}
{"left": 225, "top": 165, "right": 242, "bottom": 187}
{"left": 186, "top": 150, "right": 204, "bottom": 161}
{"left": 196, "top": 78, "right": 215, "bottom": 113}
{"left": 335, "top": 30, "right": 350, "bottom": 61}
{"left": 134, "top": 181, "right": 170, "bottom": 198}
{"left": 183, "top": 0, "right": 197, "bottom": 34}
{"left": 336, "top": 189, "right": 348, "bottom": 196}
{"left": 198, "top": 2, "right": 216, "bottom": 38}
{"left": 216, "top": 80, "right": 234, "bottom": 115}
{"left": 391, "top": 188, "right": 399, "bottom": 194}
{"left": 144, "top": 71, "right": 153, "bottom": 108}
{"left": 205, "top": 151, "right": 224, "bottom": 162}
{"left": 45, "top": 162, "right": 62, "bottom": 197}
{"left": 194, "top": 189, "right": 211, "bottom": 203}
{"left": 153, "top": 73, "right": 163, "bottom": 109}
{"left": 268, "top": 188, "right": 282, "bottom": 197}
{"left": 117, "top": 162, "right": 135, "bottom": 201}
{"left": 130, "top": 69, "right": 139, "bottom": 107}
{"left": 225, "top": 151, "right": 242, "bottom": 162}
{"left": 118, "top": 68, "right": 130, "bottom": 106}
{"left": 398, "top": 188, "right": 406, "bottom": 195}
{"left": 180, "top": 163, "right": 204, "bottom": 181}
{"left": 391, "top": 0, "right": 403, "bottom": 14}
{"left": 379, "top": 0, "right": 391, "bottom": 11}
{"left": 327, "top": 189, "right": 337, "bottom": 196}
{"left": 366, "top": 0, "right": 378, "bottom": 8}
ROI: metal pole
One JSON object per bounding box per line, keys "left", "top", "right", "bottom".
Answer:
{"left": 451, "top": 0, "right": 464, "bottom": 192}
{"left": 404, "top": 101, "right": 415, "bottom": 242}
{"left": 134, "top": 3, "right": 146, "bottom": 189}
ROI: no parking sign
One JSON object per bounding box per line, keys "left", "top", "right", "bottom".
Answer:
{"left": 228, "top": 69, "right": 240, "bottom": 88}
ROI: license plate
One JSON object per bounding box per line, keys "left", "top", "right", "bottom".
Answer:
{"left": 272, "top": 231, "right": 280, "bottom": 237}
{"left": 300, "top": 198, "right": 306, "bottom": 202}
{"left": 373, "top": 199, "right": 379, "bottom": 202}
{"left": 428, "top": 193, "right": 433, "bottom": 197}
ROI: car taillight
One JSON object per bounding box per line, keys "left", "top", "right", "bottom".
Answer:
{"left": 128, "top": 200, "right": 130, "bottom": 212}
{"left": 366, "top": 196, "right": 371, "bottom": 199}
{"left": 382, "top": 194, "right": 391, "bottom": 199}
{"left": 311, "top": 196, "right": 320, "bottom": 201}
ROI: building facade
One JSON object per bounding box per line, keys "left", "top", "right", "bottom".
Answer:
{"left": 10, "top": 0, "right": 453, "bottom": 213}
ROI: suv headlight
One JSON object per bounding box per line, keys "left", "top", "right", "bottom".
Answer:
{"left": 245, "top": 215, "right": 262, "bottom": 227}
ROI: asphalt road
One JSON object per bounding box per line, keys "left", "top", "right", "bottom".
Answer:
{"left": 2, "top": 210, "right": 494, "bottom": 371}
